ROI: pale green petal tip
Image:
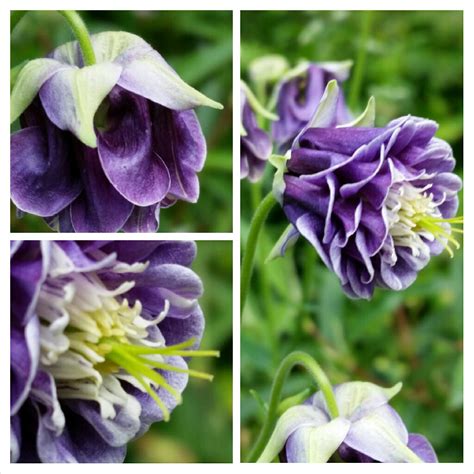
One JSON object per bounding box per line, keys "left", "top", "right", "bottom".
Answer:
{"left": 306, "top": 79, "right": 339, "bottom": 129}
{"left": 384, "top": 381, "right": 403, "bottom": 400}
{"left": 10, "top": 58, "right": 61, "bottom": 124}
{"left": 241, "top": 80, "right": 278, "bottom": 121}
{"left": 266, "top": 224, "right": 299, "bottom": 263}
{"left": 270, "top": 152, "right": 290, "bottom": 204}
{"left": 339, "top": 96, "right": 376, "bottom": 128}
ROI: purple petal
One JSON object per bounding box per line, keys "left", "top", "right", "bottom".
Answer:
{"left": 344, "top": 405, "right": 417, "bottom": 463}
{"left": 11, "top": 415, "right": 21, "bottom": 462}
{"left": 11, "top": 125, "right": 82, "bottom": 217}
{"left": 122, "top": 205, "right": 160, "bottom": 233}
{"left": 11, "top": 317, "right": 40, "bottom": 415}
{"left": 11, "top": 241, "right": 50, "bottom": 326}
{"left": 70, "top": 147, "right": 134, "bottom": 232}
{"left": 98, "top": 87, "right": 171, "bottom": 206}
{"left": 408, "top": 434, "right": 438, "bottom": 463}
{"left": 152, "top": 105, "right": 206, "bottom": 202}
{"left": 67, "top": 395, "right": 141, "bottom": 448}
{"left": 36, "top": 405, "right": 126, "bottom": 462}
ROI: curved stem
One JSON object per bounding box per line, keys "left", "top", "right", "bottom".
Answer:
{"left": 246, "top": 351, "right": 338, "bottom": 462}
{"left": 241, "top": 191, "right": 277, "bottom": 315}
{"left": 11, "top": 11, "right": 27, "bottom": 33}
{"left": 58, "top": 10, "right": 96, "bottom": 66}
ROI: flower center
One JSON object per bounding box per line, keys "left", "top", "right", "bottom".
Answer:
{"left": 36, "top": 249, "right": 217, "bottom": 422}
{"left": 385, "top": 181, "right": 463, "bottom": 258}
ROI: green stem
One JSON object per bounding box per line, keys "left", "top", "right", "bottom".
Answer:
{"left": 241, "top": 191, "right": 277, "bottom": 315}
{"left": 11, "top": 11, "right": 27, "bottom": 33}
{"left": 348, "top": 10, "right": 373, "bottom": 111}
{"left": 246, "top": 351, "right": 338, "bottom": 462}
{"left": 58, "top": 10, "right": 96, "bottom": 66}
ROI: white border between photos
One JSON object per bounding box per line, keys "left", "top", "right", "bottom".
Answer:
{"left": 1, "top": 1, "right": 472, "bottom": 472}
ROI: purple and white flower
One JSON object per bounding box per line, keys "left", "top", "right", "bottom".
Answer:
{"left": 272, "top": 61, "right": 352, "bottom": 153}
{"left": 10, "top": 32, "right": 222, "bottom": 232}
{"left": 258, "top": 381, "right": 437, "bottom": 463}
{"left": 11, "top": 240, "right": 215, "bottom": 462}
{"left": 276, "top": 81, "right": 462, "bottom": 299}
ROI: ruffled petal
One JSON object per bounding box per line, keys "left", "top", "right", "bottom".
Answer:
{"left": 152, "top": 105, "right": 206, "bottom": 202}
{"left": 70, "top": 147, "right": 134, "bottom": 232}
{"left": 98, "top": 87, "right": 171, "bottom": 206}
{"left": 122, "top": 205, "right": 160, "bottom": 233}
{"left": 36, "top": 405, "right": 126, "bottom": 463}
{"left": 11, "top": 126, "right": 82, "bottom": 217}
{"left": 11, "top": 317, "right": 40, "bottom": 415}
{"left": 344, "top": 405, "right": 422, "bottom": 463}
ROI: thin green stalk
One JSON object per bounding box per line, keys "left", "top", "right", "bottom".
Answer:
{"left": 246, "top": 351, "right": 338, "bottom": 462}
{"left": 11, "top": 11, "right": 27, "bottom": 33}
{"left": 58, "top": 10, "right": 96, "bottom": 66}
{"left": 348, "top": 10, "right": 373, "bottom": 111}
{"left": 241, "top": 191, "right": 277, "bottom": 315}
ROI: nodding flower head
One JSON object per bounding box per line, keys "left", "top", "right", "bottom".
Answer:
{"left": 258, "top": 381, "right": 437, "bottom": 463}
{"left": 11, "top": 240, "right": 218, "bottom": 463}
{"left": 272, "top": 61, "right": 352, "bottom": 153}
{"left": 278, "top": 83, "right": 462, "bottom": 299}
{"left": 10, "top": 32, "right": 222, "bottom": 232}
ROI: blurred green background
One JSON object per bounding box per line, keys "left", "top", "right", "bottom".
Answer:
{"left": 241, "top": 11, "right": 463, "bottom": 462}
{"left": 11, "top": 11, "right": 232, "bottom": 232}
{"left": 126, "top": 241, "right": 232, "bottom": 462}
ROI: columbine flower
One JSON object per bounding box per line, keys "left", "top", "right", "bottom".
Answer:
{"left": 277, "top": 81, "right": 462, "bottom": 299}
{"left": 258, "top": 381, "right": 437, "bottom": 463}
{"left": 11, "top": 240, "right": 217, "bottom": 462}
{"left": 272, "top": 61, "right": 352, "bottom": 153}
{"left": 10, "top": 32, "right": 222, "bottom": 232}
{"left": 240, "top": 83, "right": 274, "bottom": 182}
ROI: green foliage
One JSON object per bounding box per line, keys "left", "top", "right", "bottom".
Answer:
{"left": 10, "top": 11, "right": 232, "bottom": 232}
{"left": 126, "top": 241, "right": 233, "bottom": 462}
{"left": 241, "top": 11, "right": 463, "bottom": 463}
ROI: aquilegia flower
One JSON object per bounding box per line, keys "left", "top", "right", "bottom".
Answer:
{"left": 10, "top": 32, "right": 222, "bottom": 232}
{"left": 279, "top": 82, "right": 462, "bottom": 299}
{"left": 272, "top": 61, "right": 352, "bottom": 153}
{"left": 241, "top": 84, "right": 273, "bottom": 182}
{"left": 258, "top": 381, "right": 437, "bottom": 463}
{"left": 11, "top": 240, "right": 216, "bottom": 462}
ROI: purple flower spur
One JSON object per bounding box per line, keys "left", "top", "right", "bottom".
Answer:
{"left": 10, "top": 32, "right": 222, "bottom": 232}
{"left": 272, "top": 61, "right": 352, "bottom": 153}
{"left": 277, "top": 81, "right": 463, "bottom": 299}
{"left": 258, "top": 381, "right": 437, "bottom": 463}
{"left": 11, "top": 240, "right": 217, "bottom": 462}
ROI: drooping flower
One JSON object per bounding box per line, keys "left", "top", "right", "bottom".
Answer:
{"left": 272, "top": 61, "right": 352, "bottom": 153}
{"left": 258, "top": 381, "right": 437, "bottom": 463}
{"left": 11, "top": 240, "right": 217, "bottom": 462}
{"left": 240, "top": 83, "right": 273, "bottom": 182}
{"left": 10, "top": 32, "right": 222, "bottom": 232}
{"left": 277, "top": 81, "right": 462, "bottom": 299}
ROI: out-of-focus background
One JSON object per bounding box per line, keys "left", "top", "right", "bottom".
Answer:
{"left": 241, "top": 11, "right": 463, "bottom": 462}
{"left": 126, "top": 240, "right": 233, "bottom": 462}
{"left": 11, "top": 10, "right": 232, "bottom": 232}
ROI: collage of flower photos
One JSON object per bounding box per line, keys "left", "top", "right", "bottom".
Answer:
{"left": 9, "top": 8, "right": 464, "bottom": 466}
